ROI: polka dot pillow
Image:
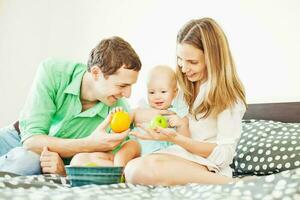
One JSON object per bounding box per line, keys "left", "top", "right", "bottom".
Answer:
{"left": 232, "top": 120, "right": 300, "bottom": 176}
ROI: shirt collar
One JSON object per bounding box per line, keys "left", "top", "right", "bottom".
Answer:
{"left": 64, "top": 70, "right": 86, "bottom": 96}
{"left": 64, "top": 69, "right": 110, "bottom": 119}
{"left": 76, "top": 102, "right": 109, "bottom": 118}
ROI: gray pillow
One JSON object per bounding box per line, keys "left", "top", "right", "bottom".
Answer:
{"left": 232, "top": 120, "right": 300, "bottom": 176}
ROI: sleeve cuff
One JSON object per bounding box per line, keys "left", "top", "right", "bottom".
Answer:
{"left": 20, "top": 131, "right": 47, "bottom": 143}
{"left": 206, "top": 144, "right": 235, "bottom": 169}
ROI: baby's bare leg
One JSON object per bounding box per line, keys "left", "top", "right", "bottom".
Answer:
{"left": 114, "top": 140, "right": 141, "bottom": 167}
{"left": 70, "top": 152, "right": 114, "bottom": 166}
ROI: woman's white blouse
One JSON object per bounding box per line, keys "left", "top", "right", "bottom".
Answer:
{"left": 158, "top": 82, "right": 246, "bottom": 177}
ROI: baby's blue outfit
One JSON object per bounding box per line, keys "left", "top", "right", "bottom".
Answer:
{"left": 135, "top": 94, "right": 188, "bottom": 155}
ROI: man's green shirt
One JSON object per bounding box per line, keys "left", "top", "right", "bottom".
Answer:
{"left": 19, "top": 58, "right": 129, "bottom": 142}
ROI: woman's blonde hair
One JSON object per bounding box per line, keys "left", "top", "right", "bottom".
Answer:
{"left": 176, "top": 18, "right": 247, "bottom": 119}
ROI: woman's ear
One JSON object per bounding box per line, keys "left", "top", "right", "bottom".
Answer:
{"left": 174, "top": 87, "right": 178, "bottom": 96}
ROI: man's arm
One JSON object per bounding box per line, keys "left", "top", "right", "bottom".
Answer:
{"left": 23, "top": 114, "right": 129, "bottom": 157}
{"left": 23, "top": 135, "right": 95, "bottom": 157}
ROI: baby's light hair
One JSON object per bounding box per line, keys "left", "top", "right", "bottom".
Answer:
{"left": 147, "top": 65, "right": 177, "bottom": 89}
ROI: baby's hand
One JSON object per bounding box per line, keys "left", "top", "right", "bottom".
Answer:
{"left": 166, "top": 115, "right": 187, "bottom": 128}
{"left": 110, "top": 107, "right": 124, "bottom": 115}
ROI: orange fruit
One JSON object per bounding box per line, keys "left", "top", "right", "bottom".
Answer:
{"left": 110, "top": 111, "right": 131, "bottom": 133}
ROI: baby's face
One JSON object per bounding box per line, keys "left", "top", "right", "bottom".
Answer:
{"left": 147, "top": 77, "right": 177, "bottom": 110}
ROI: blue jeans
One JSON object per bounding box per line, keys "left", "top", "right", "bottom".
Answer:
{"left": 0, "top": 125, "right": 21, "bottom": 156}
{"left": 0, "top": 125, "right": 41, "bottom": 175}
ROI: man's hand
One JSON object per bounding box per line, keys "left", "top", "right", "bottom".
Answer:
{"left": 110, "top": 106, "right": 124, "bottom": 114}
{"left": 40, "top": 146, "right": 66, "bottom": 176}
{"left": 84, "top": 113, "right": 129, "bottom": 152}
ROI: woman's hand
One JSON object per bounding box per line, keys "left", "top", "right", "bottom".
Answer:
{"left": 166, "top": 115, "right": 188, "bottom": 128}
{"left": 130, "top": 124, "right": 178, "bottom": 142}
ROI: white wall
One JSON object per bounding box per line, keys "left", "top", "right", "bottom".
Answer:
{"left": 0, "top": 0, "right": 300, "bottom": 127}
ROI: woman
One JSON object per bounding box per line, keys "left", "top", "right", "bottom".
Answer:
{"left": 125, "top": 17, "right": 247, "bottom": 185}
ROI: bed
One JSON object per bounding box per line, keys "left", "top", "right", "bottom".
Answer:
{"left": 0, "top": 102, "right": 299, "bottom": 199}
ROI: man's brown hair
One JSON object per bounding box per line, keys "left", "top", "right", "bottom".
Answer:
{"left": 87, "top": 36, "right": 142, "bottom": 76}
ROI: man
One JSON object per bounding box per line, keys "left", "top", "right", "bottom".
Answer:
{"left": 0, "top": 36, "right": 142, "bottom": 175}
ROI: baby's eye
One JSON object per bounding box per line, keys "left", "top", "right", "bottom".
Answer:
{"left": 148, "top": 91, "right": 154, "bottom": 94}
{"left": 161, "top": 91, "right": 167, "bottom": 93}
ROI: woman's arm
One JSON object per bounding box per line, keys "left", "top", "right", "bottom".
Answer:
{"left": 168, "top": 115, "right": 190, "bottom": 137}
{"left": 176, "top": 124, "right": 190, "bottom": 138}
{"left": 171, "top": 134, "right": 217, "bottom": 158}
{"left": 131, "top": 125, "right": 215, "bottom": 158}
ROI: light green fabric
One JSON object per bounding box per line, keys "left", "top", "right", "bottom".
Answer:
{"left": 169, "top": 91, "right": 189, "bottom": 118}
{"left": 19, "top": 58, "right": 130, "bottom": 142}
{"left": 135, "top": 93, "right": 189, "bottom": 155}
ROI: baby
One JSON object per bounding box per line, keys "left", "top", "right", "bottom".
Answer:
{"left": 132, "top": 65, "right": 189, "bottom": 155}
{"left": 70, "top": 65, "right": 189, "bottom": 167}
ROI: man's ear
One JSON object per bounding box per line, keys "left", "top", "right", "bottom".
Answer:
{"left": 90, "top": 66, "right": 102, "bottom": 80}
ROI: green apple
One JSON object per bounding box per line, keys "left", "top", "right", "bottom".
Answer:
{"left": 149, "top": 115, "right": 168, "bottom": 129}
